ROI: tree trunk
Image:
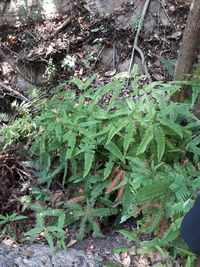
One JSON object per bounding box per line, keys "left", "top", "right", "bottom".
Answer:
{"left": 172, "top": 0, "right": 200, "bottom": 102}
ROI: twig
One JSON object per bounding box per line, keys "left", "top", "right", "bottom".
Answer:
{"left": 92, "top": 45, "right": 105, "bottom": 69}
{"left": 50, "top": 17, "right": 71, "bottom": 37}
{"left": 135, "top": 45, "right": 152, "bottom": 82}
{"left": 128, "top": 0, "right": 151, "bottom": 77}
{"left": 156, "top": 0, "right": 175, "bottom": 28}
{"left": 112, "top": 44, "right": 116, "bottom": 70}
{"left": 0, "top": 81, "right": 30, "bottom": 102}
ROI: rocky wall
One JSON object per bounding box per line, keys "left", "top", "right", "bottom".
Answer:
{"left": 0, "top": 0, "right": 72, "bottom": 25}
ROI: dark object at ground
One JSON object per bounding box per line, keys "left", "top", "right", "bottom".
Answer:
{"left": 180, "top": 195, "right": 200, "bottom": 255}
{"left": 0, "top": 244, "right": 100, "bottom": 267}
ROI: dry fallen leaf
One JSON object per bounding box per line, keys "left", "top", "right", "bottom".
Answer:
{"left": 105, "top": 170, "right": 126, "bottom": 194}
{"left": 1, "top": 238, "right": 15, "bottom": 246}
{"left": 121, "top": 251, "right": 128, "bottom": 259}
{"left": 68, "top": 195, "right": 85, "bottom": 202}
{"left": 104, "top": 69, "right": 117, "bottom": 77}
{"left": 122, "top": 255, "right": 131, "bottom": 266}
{"left": 67, "top": 239, "right": 77, "bottom": 248}
{"left": 129, "top": 246, "right": 137, "bottom": 256}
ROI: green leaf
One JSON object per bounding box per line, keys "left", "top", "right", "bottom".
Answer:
{"left": 91, "top": 182, "right": 107, "bottom": 198}
{"left": 103, "top": 156, "right": 115, "bottom": 179}
{"left": 116, "top": 229, "right": 140, "bottom": 242}
{"left": 123, "top": 123, "right": 135, "bottom": 153}
{"left": 25, "top": 227, "right": 43, "bottom": 236}
{"left": 157, "top": 56, "right": 175, "bottom": 75}
{"left": 10, "top": 215, "right": 28, "bottom": 221}
{"left": 125, "top": 98, "right": 135, "bottom": 111}
{"left": 83, "top": 73, "right": 98, "bottom": 90}
{"left": 58, "top": 214, "right": 65, "bottom": 229}
{"left": 65, "top": 132, "right": 76, "bottom": 159}
{"left": 160, "top": 119, "right": 183, "bottom": 138}
{"left": 113, "top": 246, "right": 131, "bottom": 253}
{"left": 45, "top": 231, "right": 54, "bottom": 249}
{"left": 65, "top": 201, "right": 82, "bottom": 210}
{"left": 136, "top": 127, "right": 154, "bottom": 155}
{"left": 46, "top": 226, "right": 63, "bottom": 233}
{"left": 105, "top": 142, "right": 124, "bottom": 162}
{"left": 84, "top": 150, "right": 95, "bottom": 177}
{"left": 154, "top": 126, "right": 165, "bottom": 162}
{"left": 98, "top": 261, "right": 123, "bottom": 267}
{"left": 136, "top": 182, "right": 171, "bottom": 201}
{"left": 106, "top": 120, "right": 128, "bottom": 144}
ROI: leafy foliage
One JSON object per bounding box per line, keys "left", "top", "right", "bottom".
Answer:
{"left": 0, "top": 87, "right": 46, "bottom": 149}
{"left": 1, "top": 67, "right": 200, "bottom": 261}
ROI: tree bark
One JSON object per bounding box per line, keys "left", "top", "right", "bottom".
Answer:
{"left": 172, "top": 0, "right": 200, "bottom": 102}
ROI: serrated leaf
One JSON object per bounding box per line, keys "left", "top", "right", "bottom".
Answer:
{"left": 113, "top": 246, "right": 131, "bottom": 253}
{"left": 98, "top": 261, "right": 123, "bottom": 267}
{"left": 123, "top": 123, "right": 135, "bottom": 153}
{"left": 46, "top": 226, "right": 63, "bottom": 233}
{"left": 84, "top": 150, "right": 95, "bottom": 177}
{"left": 105, "top": 142, "right": 124, "bottom": 162}
{"left": 106, "top": 120, "right": 128, "bottom": 144}
{"left": 65, "top": 132, "right": 76, "bottom": 159}
{"left": 136, "top": 182, "right": 170, "bottom": 201}
{"left": 65, "top": 201, "right": 82, "bottom": 210}
{"left": 154, "top": 126, "right": 165, "bottom": 162}
{"left": 58, "top": 214, "right": 65, "bottom": 229}
{"left": 103, "top": 156, "right": 115, "bottom": 179}
{"left": 83, "top": 73, "right": 98, "bottom": 90}
{"left": 91, "top": 182, "right": 107, "bottom": 198}
{"left": 136, "top": 127, "right": 154, "bottom": 155}
{"left": 0, "top": 215, "right": 6, "bottom": 220}
{"left": 55, "top": 123, "right": 62, "bottom": 142}
{"left": 45, "top": 231, "right": 54, "bottom": 249}
{"left": 126, "top": 98, "right": 135, "bottom": 111}
{"left": 116, "top": 229, "right": 140, "bottom": 242}
{"left": 160, "top": 119, "right": 183, "bottom": 138}
{"left": 160, "top": 102, "right": 176, "bottom": 117}
{"left": 25, "top": 227, "right": 43, "bottom": 236}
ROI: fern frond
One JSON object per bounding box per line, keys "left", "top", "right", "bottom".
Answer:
{"left": 135, "top": 182, "right": 171, "bottom": 202}
{"left": 103, "top": 156, "right": 115, "bottom": 180}
{"left": 136, "top": 126, "right": 154, "bottom": 155}
{"left": 123, "top": 122, "right": 135, "bottom": 153}
{"left": 154, "top": 125, "right": 165, "bottom": 162}
{"left": 84, "top": 150, "right": 95, "bottom": 177}
{"left": 159, "top": 118, "right": 183, "bottom": 138}
{"left": 146, "top": 210, "right": 164, "bottom": 234}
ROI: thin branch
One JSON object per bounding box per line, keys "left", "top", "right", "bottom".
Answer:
{"left": 156, "top": 0, "right": 175, "bottom": 28}
{"left": 0, "top": 81, "right": 30, "bottom": 102}
{"left": 128, "top": 0, "right": 151, "bottom": 77}
{"left": 135, "top": 45, "right": 152, "bottom": 82}
{"left": 50, "top": 17, "right": 71, "bottom": 37}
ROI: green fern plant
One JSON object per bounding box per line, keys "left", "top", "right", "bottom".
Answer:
{"left": 24, "top": 206, "right": 67, "bottom": 250}
{"left": 23, "top": 68, "right": 200, "bottom": 241}
{"left": 0, "top": 87, "right": 46, "bottom": 149}
{"left": 2, "top": 67, "right": 200, "bottom": 264}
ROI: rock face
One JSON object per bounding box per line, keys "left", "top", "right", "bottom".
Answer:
{"left": 0, "top": 0, "right": 170, "bottom": 30}
{"left": 0, "top": 244, "right": 100, "bottom": 267}
{"left": 84, "top": 0, "right": 133, "bottom": 14}
{"left": 0, "top": 0, "right": 72, "bottom": 25}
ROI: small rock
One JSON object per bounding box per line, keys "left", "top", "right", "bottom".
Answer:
{"left": 122, "top": 255, "right": 131, "bottom": 266}
{"left": 112, "top": 252, "right": 121, "bottom": 262}
{"left": 169, "top": 6, "right": 175, "bottom": 12}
